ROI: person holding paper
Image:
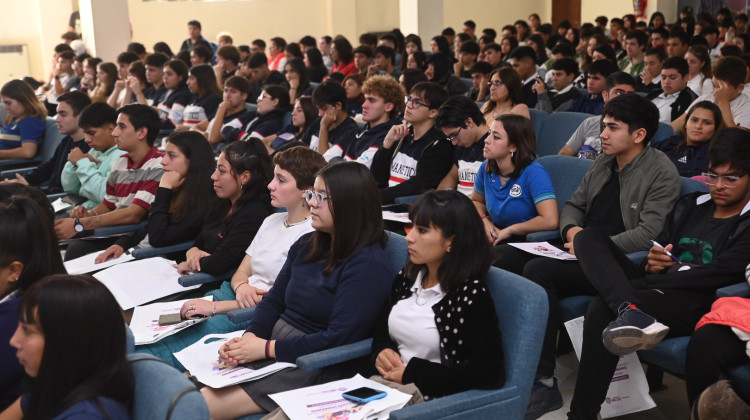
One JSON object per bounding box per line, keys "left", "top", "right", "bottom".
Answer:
{"left": 0, "top": 187, "right": 66, "bottom": 410}
{"left": 135, "top": 146, "right": 326, "bottom": 370}
{"left": 201, "top": 162, "right": 395, "bottom": 419}
{"left": 2, "top": 275, "right": 132, "bottom": 419}
{"left": 371, "top": 190, "right": 505, "bottom": 400}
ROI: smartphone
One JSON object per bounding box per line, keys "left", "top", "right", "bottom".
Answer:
{"left": 158, "top": 313, "right": 183, "bottom": 326}
{"left": 341, "top": 387, "right": 387, "bottom": 403}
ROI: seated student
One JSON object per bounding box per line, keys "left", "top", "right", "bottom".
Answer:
{"left": 299, "top": 80, "right": 359, "bottom": 153}
{"left": 667, "top": 30, "right": 690, "bottom": 59}
{"left": 214, "top": 45, "right": 240, "bottom": 87}
{"left": 703, "top": 25, "right": 725, "bottom": 57}
{"left": 189, "top": 44, "right": 213, "bottom": 67}
{"left": 520, "top": 94, "right": 680, "bottom": 420}
{"left": 367, "top": 45, "right": 400, "bottom": 80}
{"left": 533, "top": 57, "right": 582, "bottom": 113}
{"left": 323, "top": 75, "right": 403, "bottom": 166}
{"left": 1, "top": 91, "right": 90, "bottom": 194}
{"left": 4, "top": 275, "right": 132, "bottom": 419}
{"left": 399, "top": 68, "right": 428, "bottom": 95}
{"left": 685, "top": 44, "right": 715, "bottom": 98}
{"left": 466, "top": 61, "right": 493, "bottom": 101}
{"left": 247, "top": 52, "right": 287, "bottom": 104}
{"left": 267, "top": 37, "right": 287, "bottom": 72}
{"left": 61, "top": 103, "right": 126, "bottom": 209}
{"left": 425, "top": 52, "right": 469, "bottom": 96}
{"left": 636, "top": 47, "right": 666, "bottom": 94}
{"left": 89, "top": 62, "right": 117, "bottom": 104}
{"left": 200, "top": 162, "right": 394, "bottom": 419}
{"left": 0, "top": 80, "right": 46, "bottom": 160}
{"left": 111, "top": 52, "right": 140, "bottom": 105}
{"left": 371, "top": 82, "right": 453, "bottom": 204}
{"left": 41, "top": 50, "right": 79, "bottom": 113}
{"left": 174, "top": 139, "right": 273, "bottom": 276}
{"left": 157, "top": 59, "right": 193, "bottom": 130}
{"left": 472, "top": 115, "right": 558, "bottom": 254}
{"left": 330, "top": 37, "right": 357, "bottom": 77}
{"left": 79, "top": 56, "right": 101, "bottom": 95}
{"left": 134, "top": 147, "right": 326, "bottom": 370}
{"left": 646, "top": 56, "right": 698, "bottom": 123}
{"left": 509, "top": 46, "right": 541, "bottom": 108}
{"left": 265, "top": 97, "right": 317, "bottom": 154}
{"left": 175, "top": 64, "right": 222, "bottom": 131}
{"left": 566, "top": 59, "right": 619, "bottom": 115}
{"left": 352, "top": 45, "right": 373, "bottom": 76}
{"left": 284, "top": 58, "right": 313, "bottom": 103}
{"left": 96, "top": 131, "right": 215, "bottom": 261}
{"left": 0, "top": 187, "right": 66, "bottom": 411}
{"left": 453, "top": 40, "right": 480, "bottom": 78}
{"left": 618, "top": 30, "right": 648, "bottom": 76}
{"left": 55, "top": 104, "right": 164, "bottom": 259}
{"left": 480, "top": 67, "right": 531, "bottom": 124}
{"left": 567, "top": 128, "right": 750, "bottom": 420}
{"left": 343, "top": 73, "right": 365, "bottom": 117}
{"left": 482, "top": 42, "right": 505, "bottom": 69}
{"left": 221, "top": 85, "right": 289, "bottom": 149}
{"left": 560, "top": 71, "right": 636, "bottom": 159}
{"left": 133, "top": 52, "right": 169, "bottom": 107}
{"left": 653, "top": 101, "right": 723, "bottom": 177}
{"left": 674, "top": 56, "right": 750, "bottom": 131}
{"left": 371, "top": 190, "right": 505, "bottom": 400}
{"left": 435, "top": 96, "right": 489, "bottom": 196}
{"left": 117, "top": 61, "right": 150, "bottom": 108}
{"left": 304, "top": 47, "right": 329, "bottom": 83}
{"left": 203, "top": 75, "right": 250, "bottom": 146}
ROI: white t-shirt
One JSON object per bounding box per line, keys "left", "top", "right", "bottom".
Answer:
{"left": 686, "top": 74, "right": 714, "bottom": 98}
{"left": 651, "top": 92, "right": 679, "bottom": 123}
{"left": 688, "top": 91, "right": 750, "bottom": 128}
{"left": 388, "top": 271, "right": 445, "bottom": 366}
{"left": 245, "top": 212, "right": 314, "bottom": 291}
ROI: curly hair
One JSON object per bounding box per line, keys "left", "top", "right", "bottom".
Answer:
{"left": 361, "top": 75, "right": 406, "bottom": 118}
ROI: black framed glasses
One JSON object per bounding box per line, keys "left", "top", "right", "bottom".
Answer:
{"left": 404, "top": 96, "right": 433, "bottom": 109}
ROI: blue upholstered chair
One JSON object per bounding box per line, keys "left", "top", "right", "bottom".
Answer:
{"left": 459, "top": 77, "right": 473, "bottom": 91}
{"left": 536, "top": 112, "right": 591, "bottom": 157}
{"left": 650, "top": 122, "right": 674, "bottom": 145}
{"left": 528, "top": 108, "right": 547, "bottom": 140}
{"left": 131, "top": 241, "right": 194, "bottom": 260}
{"left": 0, "top": 117, "right": 63, "bottom": 170}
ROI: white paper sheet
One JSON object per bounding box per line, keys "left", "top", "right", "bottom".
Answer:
{"left": 508, "top": 241, "right": 578, "bottom": 260}
{"left": 269, "top": 374, "right": 411, "bottom": 420}
{"left": 93, "top": 257, "right": 198, "bottom": 310}
{"left": 51, "top": 197, "right": 73, "bottom": 213}
{"left": 64, "top": 250, "right": 135, "bottom": 275}
{"left": 174, "top": 331, "right": 296, "bottom": 388}
{"left": 382, "top": 211, "right": 411, "bottom": 224}
{"left": 130, "top": 297, "right": 212, "bottom": 345}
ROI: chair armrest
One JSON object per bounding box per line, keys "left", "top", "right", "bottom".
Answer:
{"left": 92, "top": 221, "right": 148, "bottom": 237}
{"left": 46, "top": 192, "right": 66, "bottom": 201}
{"left": 525, "top": 230, "right": 558, "bottom": 242}
{"left": 394, "top": 195, "right": 422, "bottom": 205}
{"left": 1, "top": 167, "right": 36, "bottom": 178}
{"left": 0, "top": 157, "right": 42, "bottom": 170}
{"left": 717, "top": 282, "right": 750, "bottom": 298}
{"left": 177, "top": 271, "right": 232, "bottom": 287}
{"left": 131, "top": 241, "right": 193, "bottom": 259}
{"left": 388, "top": 387, "right": 518, "bottom": 420}
{"left": 226, "top": 307, "right": 256, "bottom": 324}
{"left": 295, "top": 338, "right": 372, "bottom": 371}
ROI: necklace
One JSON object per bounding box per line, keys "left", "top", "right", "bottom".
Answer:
{"left": 284, "top": 216, "right": 311, "bottom": 228}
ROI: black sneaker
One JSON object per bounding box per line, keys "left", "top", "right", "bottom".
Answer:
{"left": 525, "top": 378, "right": 563, "bottom": 420}
{"left": 602, "top": 303, "right": 669, "bottom": 356}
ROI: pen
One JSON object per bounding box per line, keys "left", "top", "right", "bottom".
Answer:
{"left": 651, "top": 240, "right": 682, "bottom": 264}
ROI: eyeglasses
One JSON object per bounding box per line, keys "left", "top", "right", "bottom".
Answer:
{"left": 487, "top": 80, "right": 504, "bottom": 88}
{"left": 404, "top": 96, "right": 431, "bottom": 109}
{"left": 257, "top": 94, "right": 271, "bottom": 102}
{"left": 702, "top": 172, "right": 744, "bottom": 188}
{"left": 304, "top": 189, "right": 331, "bottom": 207}
{"left": 446, "top": 127, "right": 462, "bottom": 142}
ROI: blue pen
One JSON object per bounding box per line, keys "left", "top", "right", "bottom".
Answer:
{"left": 651, "top": 240, "right": 682, "bottom": 264}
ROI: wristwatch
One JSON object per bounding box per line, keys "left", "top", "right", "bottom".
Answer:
{"left": 74, "top": 218, "right": 85, "bottom": 233}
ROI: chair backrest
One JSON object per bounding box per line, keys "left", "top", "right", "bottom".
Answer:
{"left": 129, "top": 354, "right": 209, "bottom": 420}
{"left": 41, "top": 117, "right": 65, "bottom": 162}
{"left": 528, "top": 108, "right": 547, "bottom": 139}
{"left": 680, "top": 176, "right": 708, "bottom": 195}
{"left": 384, "top": 231, "right": 408, "bottom": 274}
{"left": 483, "top": 267, "right": 548, "bottom": 419}
{"left": 650, "top": 122, "right": 674, "bottom": 145}
{"left": 535, "top": 155, "right": 594, "bottom": 216}
{"left": 536, "top": 112, "right": 591, "bottom": 157}
{"left": 281, "top": 111, "right": 292, "bottom": 128}
{"left": 459, "top": 77, "right": 473, "bottom": 91}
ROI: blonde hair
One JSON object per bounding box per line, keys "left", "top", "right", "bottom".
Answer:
{"left": 1, "top": 80, "right": 46, "bottom": 124}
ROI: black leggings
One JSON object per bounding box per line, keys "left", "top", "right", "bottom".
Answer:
{"left": 686, "top": 323, "right": 750, "bottom": 406}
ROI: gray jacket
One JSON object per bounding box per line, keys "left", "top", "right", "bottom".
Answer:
{"left": 560, "top": 146, "right": 680, "bottom": 254}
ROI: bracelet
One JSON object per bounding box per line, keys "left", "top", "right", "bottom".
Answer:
{"left": 233, "top": 281, "right": 249, "bottom": 294}
{"left": 265, "top": 340, "right": 271, "bottom": 359}
{"left": 88, "top": 209, "right": 98, "bottom": 216}
{"left": 481, "top": 214, "right": 489, "bottom": 219}
{"left": 211, "top": 301, "right": 217, "bottom": 317}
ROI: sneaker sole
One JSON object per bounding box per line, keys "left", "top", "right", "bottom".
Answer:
{"left": 602, "top": 322, "right": 669, "bottom": 356}
{"left": 524, "top": 399, "right": 563, "bottom": 420}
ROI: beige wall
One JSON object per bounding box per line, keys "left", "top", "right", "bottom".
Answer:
{"left": 0, "top": 0, "right": 44, "bottom": 79}
{"left": 581, "top": 0, "right": 677, "bottom": 25}
{"left": 443, "top": 0, "right": 550, "bottom": 33}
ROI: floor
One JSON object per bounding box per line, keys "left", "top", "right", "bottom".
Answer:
{"left": 539, "top": 352, "right": 690, "bottom": 420}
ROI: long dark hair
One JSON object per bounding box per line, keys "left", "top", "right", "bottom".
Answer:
{"left": 303, "top": 162, "right": 386, "bottom": 274}
{"left": 0, "top": 194, "right": 65, "bottom": 299}
{"left": 189, "top": 63, "right": 222, "bottom": 97}
{"left": 680, "top": 101, "right": 724, "bottom": 144}
{"left": 487, "top": 114, "right": 537, "bottom": 178}
{"left": 285, "top": 58, "right": 310, "bottom": 94}
{"left": 295, "top": 96, "right": 317, "bottom": 139}
{"left": 220, "top": 139, "right": 274, "bottom": 223}
{"left": 405, "top": 190, "right": 490, "bottom": 292}
{"left": 164, "top": 131, "right": 216, "bottom": 223}
{"left": 20, "top": 275, "right": 133, "bottom": 420}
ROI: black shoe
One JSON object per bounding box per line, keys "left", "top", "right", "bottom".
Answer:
{"left": 602, "top": 303, "right": 669, "bottom": 356}
{"left": 525, "top": 378, "right": 563, "bottom": 420}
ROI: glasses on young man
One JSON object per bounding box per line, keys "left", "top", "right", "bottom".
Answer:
{"left": 446, "top": 127, "right": 462, "bottom": 142}
{"left": 404, "top": 96, "right": 432, "bottom": 109}
{"left": 304, "top": 190, "right": 331, "bottom": 207}
{"left": 702, "top": 172, "right": 744, "bottom": 188}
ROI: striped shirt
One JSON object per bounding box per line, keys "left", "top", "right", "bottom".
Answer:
{"left": 103, "top": 147, "right": 164, "bottom": 211}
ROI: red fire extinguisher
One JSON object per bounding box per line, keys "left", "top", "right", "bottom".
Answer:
{"left": 633, "top": 0, "right": 648, "bottom": 19}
